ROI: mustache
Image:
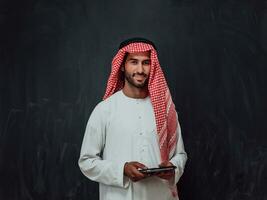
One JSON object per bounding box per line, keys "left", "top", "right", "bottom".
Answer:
{"left": 132, "top": 72, "right": 148, "bottom": 78}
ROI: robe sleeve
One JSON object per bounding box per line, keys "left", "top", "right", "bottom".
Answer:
{"left": 78, "top": 103, "right": 129, "bottom": 188}
{"left": 169, "top": 115, "right": 188, "bottom": 185}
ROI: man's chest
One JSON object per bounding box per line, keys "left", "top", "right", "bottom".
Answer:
{"left": 102, "top": 99, "right": 160, "bottom": 165}
{"left": 107, "top": 100, "right": 156, "bottom": 137}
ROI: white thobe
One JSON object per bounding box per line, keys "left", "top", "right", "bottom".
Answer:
{"left": 78, "top": 90, "right": 187, "bottom": 200}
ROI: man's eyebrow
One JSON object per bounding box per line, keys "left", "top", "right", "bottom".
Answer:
{"left": 126, "top": 57, "right": 151, "bottom": 62}
{"left": 127, "top": 58, "right": 138, "bottom": 61}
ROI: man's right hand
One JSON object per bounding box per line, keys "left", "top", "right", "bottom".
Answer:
{"left": 124, "top": 161, "right": 148, "bottom": 182}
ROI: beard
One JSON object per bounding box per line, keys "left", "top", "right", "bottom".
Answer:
{"left": 124, "top": 71, "right": 149, "bottom": 88}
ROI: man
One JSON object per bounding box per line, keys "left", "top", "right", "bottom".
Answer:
{"left": 78, "top": 38, "right": 187, "bottom": 200}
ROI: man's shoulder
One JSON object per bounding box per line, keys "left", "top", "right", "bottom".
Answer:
{"left": 93, "top": 90, "right": 122, "bottom": 113}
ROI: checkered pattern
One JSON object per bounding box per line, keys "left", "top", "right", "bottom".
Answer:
{"left": 103, "top": 42, "right": 178, "bottom": 162}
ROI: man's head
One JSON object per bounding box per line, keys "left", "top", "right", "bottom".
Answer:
{"left": 121, "top": 51, "right": 151, "bottom": 88}
{"left": 103, "top": 37, "right": 159, "bottom": 99}
{"left": 118, "top": 37, "right": 156, "bottom": 89}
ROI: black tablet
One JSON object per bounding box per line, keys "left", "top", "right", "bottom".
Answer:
{"left": 138, "top": 166, "right": 176, "bottom": 175}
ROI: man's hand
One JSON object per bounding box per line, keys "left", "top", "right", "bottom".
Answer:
{"left": 124, "top": 161, "right": 148, "bottom": 182}
{"left": 156, "top": 161, "right": 175, "bottom": 180}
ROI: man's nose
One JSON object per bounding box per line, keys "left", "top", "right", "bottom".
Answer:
{"left": 136, "top": 63, "right": 144, "bottom": 73}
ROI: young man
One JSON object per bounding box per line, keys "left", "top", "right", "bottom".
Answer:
{"left": 78, "top": 38, "right": 187, "bottom": 200}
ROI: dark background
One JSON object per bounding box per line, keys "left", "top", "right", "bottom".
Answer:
{"left": 1, "top": 0, "right": 267, "bottom": 199}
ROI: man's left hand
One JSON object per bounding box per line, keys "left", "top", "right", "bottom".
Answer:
{"left": 156, "top": 161, "right": 175, "bottom": 180}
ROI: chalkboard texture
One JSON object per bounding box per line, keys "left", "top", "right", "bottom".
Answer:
{"left": 0, "top": 0, "right": 267, "bottom": 199}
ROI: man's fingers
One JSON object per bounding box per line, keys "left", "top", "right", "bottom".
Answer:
{"left": 129, "top": 170, "right": 146, "bottom": 182}
{"left": 132, "top": 162, "right": 147, "bottom": 169}
{"left": 159, "top": 161, "right": 172, "bottom": 167}
{"left": 124, "top": 162, "right": 148, "bottom": 182}
{"left": 156, "top": 169, "right": 175, "bottom": 180}
{"left": 132, "top": 168, "right": 146, "bottom": 177}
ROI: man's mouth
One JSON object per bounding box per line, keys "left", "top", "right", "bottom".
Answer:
{"left": 134, "top": 75, "right": 146, "bottom": 81}
{"left": 133, "top": 73, "right": 147, "bottom": 78}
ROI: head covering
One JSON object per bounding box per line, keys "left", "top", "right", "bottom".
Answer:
{"left": 103, "top": 37, "right": 178, "bottom": 162}
{"left": 119, "top": 37, "right": 157, "bottom": 50}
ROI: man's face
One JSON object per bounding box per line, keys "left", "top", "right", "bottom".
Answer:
{"left": 122, "top": 51, "right": 151, "bottom": 88}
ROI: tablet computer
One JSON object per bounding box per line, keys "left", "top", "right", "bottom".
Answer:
{"left": 138, "top": 166, "right": 176, "bottom": 175}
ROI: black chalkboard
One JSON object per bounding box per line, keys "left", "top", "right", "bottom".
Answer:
{"left": 1, "top": 0, "right": 266, "bottom": 199}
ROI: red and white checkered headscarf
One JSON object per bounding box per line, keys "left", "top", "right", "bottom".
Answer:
{"left": 103, "top": 41, "right": 179, "bottom": 162}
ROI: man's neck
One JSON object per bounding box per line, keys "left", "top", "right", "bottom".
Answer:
{"left": 122, "top": 84, "right": 148, "bottom": 99}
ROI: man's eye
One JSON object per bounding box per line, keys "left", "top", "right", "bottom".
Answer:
{"left": 131, "top": 60, "right": 138, "bottom": 64}
{"left": 143, "top": 61, "right": 151, "bottom": 65}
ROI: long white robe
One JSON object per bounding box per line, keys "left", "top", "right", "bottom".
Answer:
{"left": 78, "top": 90, "right": 187, "bottom": 200}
